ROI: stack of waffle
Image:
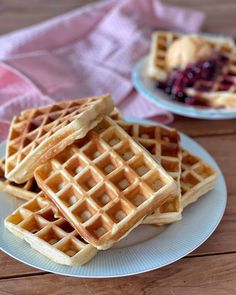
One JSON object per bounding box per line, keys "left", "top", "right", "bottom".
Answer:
{"left": 1, "top": 95, "right": 216, "bottom": 266}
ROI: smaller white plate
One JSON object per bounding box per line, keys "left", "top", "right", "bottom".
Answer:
{"left": 132, "top": 56, "right": 236, "bottom": 120}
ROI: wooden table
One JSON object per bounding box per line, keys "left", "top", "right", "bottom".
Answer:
{"left": 0, "top": 1, "right": 236, "bottom": 294}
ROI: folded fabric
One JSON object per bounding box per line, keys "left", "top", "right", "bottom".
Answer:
{"left": 0, "top": 0, "right": 205, "bottom": 143}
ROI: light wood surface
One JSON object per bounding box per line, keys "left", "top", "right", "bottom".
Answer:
{"left": 0, "top": 0, "right": 236, "bottom": 294}
{"left": 1, "top": 254, "right": 236, "bottom": 295}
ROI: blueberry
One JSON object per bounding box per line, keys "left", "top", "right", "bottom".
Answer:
{"left": 176, "top": 92, "right": 186, "bottom": 102}
{"left": 220, "top": 84, "right": 231, "bottom": 91}
{"left": 196, "top": 83, "right": 212, "bottom": 91}
{"left": 193, "top": 66, "right": 201, "bottom": 74}
{"left": 185, "top": 96, "right": 197, "bottom": 105}
{"left": 164, "top": 86, "right": 172, "bottom": 94}
{"left": 223, "top": 77, "right": 233, "bottom": 85}
{"left": 172, "top": 86, "right": 182, "bottom": 94}
{"left": 166, "top": 77, "right": 176, "bottom": 87}
{"left": 203, "top": 61, "right": 211, "bottom": 68}
{"left": 201, "top": 69, "right": 210, "bottom": 79}
{"left": 177, "top": 92, "right": 184, "bottom": 98}
{"left": 182, "top": 76, "right": 190, "bottom": 84}
{"left": 218, "top": 54, "right": 228, "bottom": 63}
{"left": 170, "top": 93, "right": 177, "bottom": 100}
{"left": 156, "top": 81, "right": 165, "bottom": 89}
{"left": 187, "top": 71, "right": 194, "bottom": 79}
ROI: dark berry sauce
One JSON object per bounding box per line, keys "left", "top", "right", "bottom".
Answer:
{"left": 156, "top": 53, "right": 230, "bottom": 106}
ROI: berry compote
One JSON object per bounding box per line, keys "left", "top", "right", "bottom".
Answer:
{"left": 156, "top": 53, "right": 230, "bottom": 106}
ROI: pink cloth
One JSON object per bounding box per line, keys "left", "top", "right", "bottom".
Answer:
{"left": 0, "top": 0, "right": 205, "bottom": 142}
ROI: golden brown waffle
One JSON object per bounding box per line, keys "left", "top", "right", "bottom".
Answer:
{"left": 109, "top": 108, "right": 123, "bottom": 120}
{"left": 147, "top": 31, "right": 235, "bottom": 81}
{"left": 34, "top": 117, "right": 177, "bottom": 249}
{"left": 5, "top": 95, "right": 114, "bottom": 184}
{"left": 147, "top": 31, "right": 180, "bottom": 81}
{"left": 181, "top": 149, "right": 217, "bottom": 208}
{"left": 4, "top": 193, "right": 97, "bottom": 266}
{"left": 115, "top": 119, "right": 182, "bottom": 225}
{"left": 0, "top": 157, "right": 38, "bottom": 200}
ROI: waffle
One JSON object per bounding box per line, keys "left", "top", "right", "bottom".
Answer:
{"left": 5, "top": 95, "right": 114, "bottom": 184}
{"left": 181, "top": 149, "right": 217, "bottom": 208}
{"left": 0, "top": 157, "right": 38, "bottom": 200}
{"left": 185, "top": 72, "right": 236, "bottom": 107}
{"left": 147, "top": 31, "right": 180, "bottom": 81}
{"left": 109, "top": 108, "right": 123, "bottom": 120}
{"left": 115, "top": 119, "right": 182, "bottom": 225}
{"left": 185, "top": 38, "right": 236, "bottom": 108}
{"left": 4, "top": 192, "right": 97, "bottom": 266}
{"left": 147, "top": 31, "right": 236, "bottom": 107}
{"left": 147, "top": 31, "right": 235, "bottom": 81}
{"left": 34, "top": 117, "right": 177, "bottom": 249}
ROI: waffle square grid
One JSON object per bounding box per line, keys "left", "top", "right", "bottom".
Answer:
{"left": 35, "top": 117, "right": 176, "bottom": 249}
{"left": 5, "top": 95, "right": 113, "bottom": 183}
{"left": 181, "top": 149, "right": 217, "bottom": 208}
{"left": 115, "top": 119, "right": 182, "bottom": 225}
{"left": 4, "top": 193, "right": 97, "bottom": 266}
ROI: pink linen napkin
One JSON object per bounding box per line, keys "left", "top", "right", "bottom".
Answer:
{"left": 0, "top": 0, "right": 205, "bottom": 142}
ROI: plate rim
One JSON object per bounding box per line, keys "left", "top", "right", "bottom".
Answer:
{"left": 0, "top": 127, "right": 227, "bottom": 278}
{"left": 132, "top": 55, "right": 236, "bottom": 120}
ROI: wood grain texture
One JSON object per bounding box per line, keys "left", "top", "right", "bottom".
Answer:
{"left": 0, "top": 0, "right": 236, "bottom": 292}
{"left": 0, "top": 0, "right": 97, "bottom": 34}
{"left": 190, "top": 193, "right": 236, "bottom": 256}
{"left": 0, "top": 252, "right": 43, "bottom": 278}
{"left": 0, "top": 0, "right": 236, "bottom": 36}
{"left": 166, "top": 0, "right": 236, "bottom": 35}
{"left": 0, "top": 253, "right": 236, "bottom": 295}
{"left": 171, "top": 116, "right": 236, "bottom": 137}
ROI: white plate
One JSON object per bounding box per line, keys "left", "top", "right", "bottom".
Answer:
{"left": 132, "top": 56, "right": 236, "bottom": 119}
{"left": 0, "top": 122, "right": 227, "bottom": 278}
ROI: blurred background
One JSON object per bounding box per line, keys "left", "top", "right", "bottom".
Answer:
{"left": 0, "top": 0, "right": 235, "bottom": 35}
